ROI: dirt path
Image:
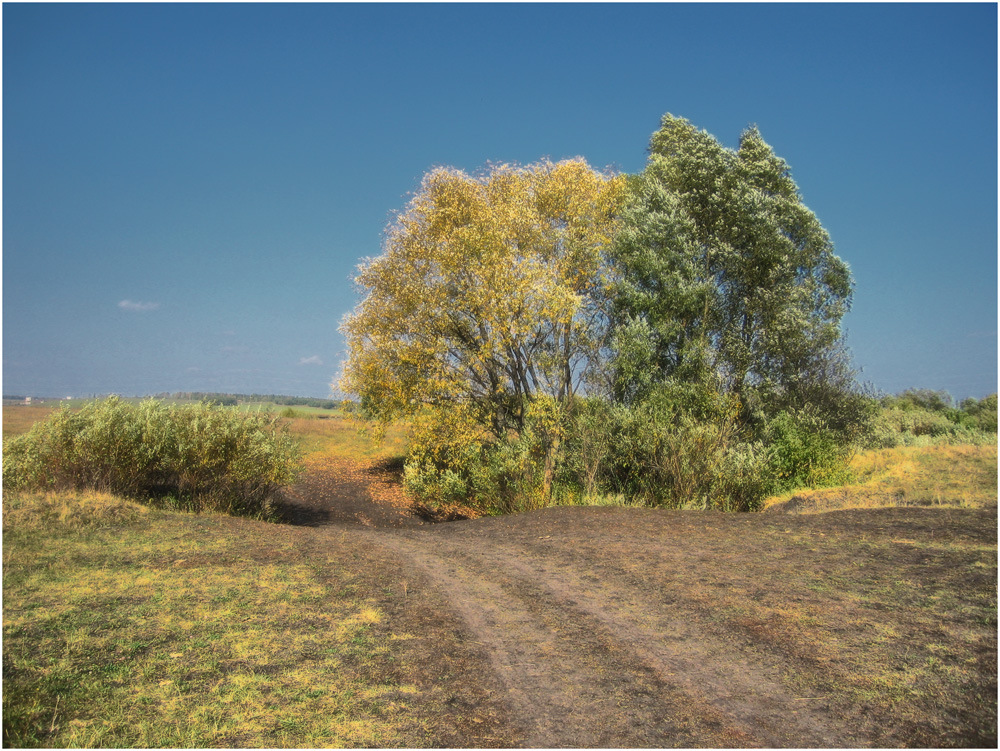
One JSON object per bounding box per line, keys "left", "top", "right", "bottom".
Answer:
{"left": 278, "top": 459, "right": 872, "bottom": 748}
{"left": 370, "top": 525, "right": 856, "bottom": 748}
{"left": 276, "top": 457, "right": 997, "bottom": 748}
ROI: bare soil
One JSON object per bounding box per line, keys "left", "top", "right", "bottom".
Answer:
{"left": 276, "top": 458, "right": 998, "bottom": 748}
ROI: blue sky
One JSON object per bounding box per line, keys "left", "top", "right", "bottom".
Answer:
{"left": 3, "top": 2, "right": 997, "bottom": 400}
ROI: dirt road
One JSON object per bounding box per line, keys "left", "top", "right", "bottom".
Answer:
{"left": 278, "top": 457, "right": 997, "bottom": 748}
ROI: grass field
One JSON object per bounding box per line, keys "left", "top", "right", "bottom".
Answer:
{"left": 2, "top": 492, "right": 436, "bottom": 747}
{"left": 3, "top": 403, "right": 996, "bottom": 746}
{"left": 0, "top": 406, "right": 432, "bottom": 747}
{"left": 2, "top": 405, "right": 59, "bottom": 438}
{"left": 279, "top": 415, "right": 408, "bottom": 462}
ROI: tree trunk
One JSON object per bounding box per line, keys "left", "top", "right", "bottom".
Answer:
{"left": 542, "top": 435, "right": 559, "bottom": 505}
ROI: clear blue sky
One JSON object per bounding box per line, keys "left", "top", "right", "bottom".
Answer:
{"left": 3, "top": 2, "right": 997, "bottom": 400}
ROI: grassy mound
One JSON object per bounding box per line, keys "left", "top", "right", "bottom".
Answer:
{"left": 764, "top": 444, "right": 998, "bottom": 513}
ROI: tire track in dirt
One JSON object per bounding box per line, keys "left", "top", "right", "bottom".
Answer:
{"left": 369, "top": 528, "right": 862, "bottom": 748}
{"left": 285, "top": 458, "right": 870, "bottom": 748}
{"left": 371, "top": 533, "right": 687, "bottom": 748}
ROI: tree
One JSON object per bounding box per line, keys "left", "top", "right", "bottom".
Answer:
{"left": 611, "top": 114, "right": 855, "bottom": 425}
{"left": 338, "top": 159, "right": 624, "bottom": 474}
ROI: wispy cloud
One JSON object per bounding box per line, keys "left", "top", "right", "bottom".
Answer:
{"left": 118, "top": 299, "right": 160, "bottom": 312}
{"left": 299, "top": 355, "right": 323, "bottom": 366}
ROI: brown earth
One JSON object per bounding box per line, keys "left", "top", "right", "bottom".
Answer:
{"left": 275, "top": 458, "right": 998, "bottom": 748}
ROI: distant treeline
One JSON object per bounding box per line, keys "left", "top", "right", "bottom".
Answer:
{"left": 156, "top": 392, "right": 340, "bottom": 409}
{"left": 871, "top": 389, "right": 997, "bottom": 444}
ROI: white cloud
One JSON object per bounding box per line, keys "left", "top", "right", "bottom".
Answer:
{"left": 118, "top": 299, "right": 160, "bottom": 312}
{"left": 299, "top": 355, "right": 323, "bottom": 366}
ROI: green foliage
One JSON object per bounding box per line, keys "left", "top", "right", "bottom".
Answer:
{"left": 598, "top": 387, "right": 770, "bottom": 511}
{"left": 884, "top": 388, "right": 954, "bottom": 413}
{"left": 402, "top": 400, "right": 560, "bottom": 515}
{"left": 549, "top": 385, "right": 769, "bottom": 512}
{"left": 763, "top": 409, "right": 854, "bottom": 491}
{"left": 401, "top": 388, "right": 788, "bottom": 514}
{"left": 867, "top": 391, "right": 997, "bottom": 448}
{"left": 610, "top": 114, "right": 854, "bottom": 424}
{"left": 961, "top": 394, "right": 998, "bottom": 433}
{"left": 594, "top": 113, "right": 878, "bottom": 508}
{"left": 560, "top": 398, "right": 617, "bottom": 499}
{"left": 2, "top": 397, "right": 300, "bottom": 518}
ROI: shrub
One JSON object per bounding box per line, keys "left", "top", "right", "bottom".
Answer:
{"left": 402, "top": 385, "right": 781, "bottom": 513}
{"left": 960, "top": 394, "right": 998, "bottom": 433}
{"left": 593, "top": 385, "right": 770, "bottom": 511}
{"left": 713, "top": 440, "right": 775, "bottom": 512}
{"left": 866, "top": 392, "right": 998, "bottom": 448}
{"left": 2, "top": 397, "right": 300, "bottom": 518}
{"left": 762, "top": 409, "right": 854, "bottom": 492}
{"left": 566, "top": 381, "right": 868, "bottom": 511}
{"left": 885, "top": 388, "right": 954, "bottom": 413}
{"left": 561, "top": 398, "right": 616, "bottom": 500}
{"left": 401, "top": 401, "right": 556, "bottom": 515}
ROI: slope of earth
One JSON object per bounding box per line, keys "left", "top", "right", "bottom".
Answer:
{"left": 278, "top": 457, "right": 998, "bottom": 748}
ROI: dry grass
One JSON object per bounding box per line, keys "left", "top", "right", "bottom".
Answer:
{"left": 2, "top": 494, "right": 429, "bottom": 748}
{"left": 2, "top": 490, "right": 150, "bottom": 530}
{"left": 279, "top": 415, "right": 409, "bottom": 463}
{"left": 764, "top": 444, "right": 998, "bottom": 513}
{"left": 2, "top": 405, "right": 58, "bottom": 437}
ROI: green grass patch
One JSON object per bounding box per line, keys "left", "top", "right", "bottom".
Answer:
{"left": 2, "top": 493, "right": 424, "bottom": 748}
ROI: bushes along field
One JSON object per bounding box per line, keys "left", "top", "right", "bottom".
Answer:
{"left": 398, "top": 389, "right": 996, "bottom": 516}
{"left": 2, "top": 397, "right": 300, "bottom": 518}
{"left": 867, "top": 390, "right": 998, "bottom": 447}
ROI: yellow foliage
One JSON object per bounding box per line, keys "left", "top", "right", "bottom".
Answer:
{"left": 338, "top": 159, "right": 625, "bottom": 436}
{"left": 406, "top": 403, "right": 491, "bottom": 469}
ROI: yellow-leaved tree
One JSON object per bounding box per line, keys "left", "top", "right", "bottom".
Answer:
{"left": 338, "top": 158, "right": 624, "bottom": 508}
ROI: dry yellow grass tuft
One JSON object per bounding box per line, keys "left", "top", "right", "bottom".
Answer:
{"left": 3, "top": 491, "right": 150, "bottom": 531}
{"left": 764, "top": 444, "right": 998, "bottom": 513}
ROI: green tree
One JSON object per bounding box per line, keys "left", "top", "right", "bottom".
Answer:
{"left": 611, "top": 114, "right": 856, "bottom": 425}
